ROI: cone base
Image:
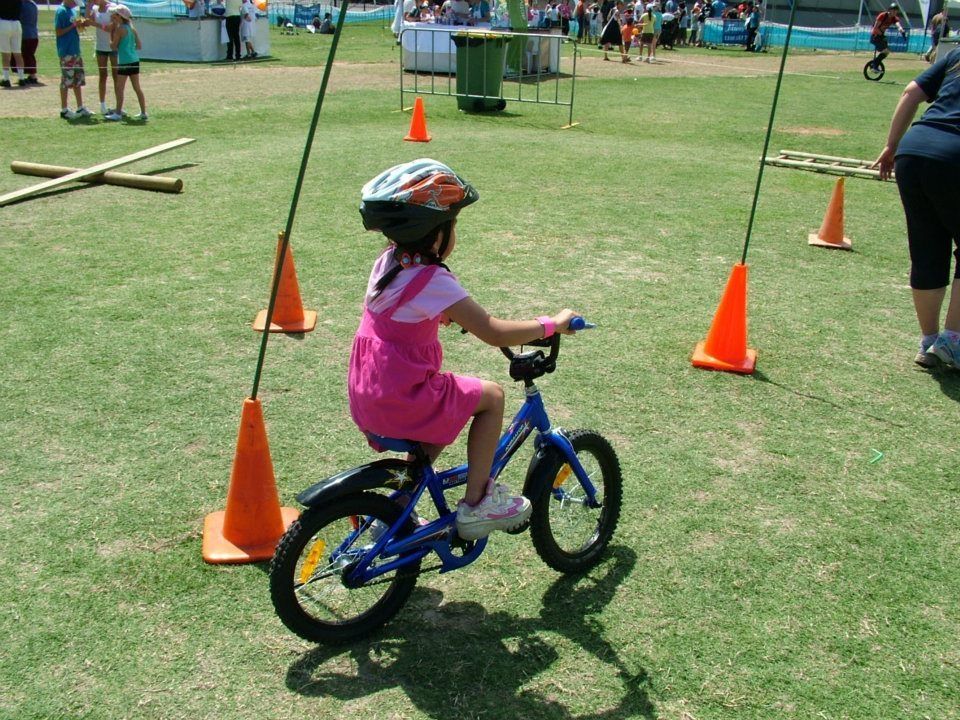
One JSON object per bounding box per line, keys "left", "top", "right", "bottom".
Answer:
{"left": 808, "top": 234, "right": 852, "bottom": 250}
{"left": 201, "top": 506, "right": 300, "bottom": 564}
{"left": 404, "top": 134, "right": 432, "bottom": 142}
{"left": 252, "top": 309, "right": 318, "bottom": 333}
{"left": 691, "top": 341, "right": 757, "bottom": 374}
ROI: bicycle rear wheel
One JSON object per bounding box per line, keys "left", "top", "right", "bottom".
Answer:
{"left": 863, "top": 59, "right": 885, "bottom": 81}
{"left": 528, "top": 429, "right": 622, "bottom": 574}
{"left": 269, "top": 492, "right": 421, "bottom": 644}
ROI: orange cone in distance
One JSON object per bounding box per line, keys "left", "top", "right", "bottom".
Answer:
{"left": 808, "top": 177, "right": 852, "bottom": 250}
{"left": 404, "top": 96, "right": 432, "bottom": 142}
{"left": 253, "top": 232, "right": 318, "bottom": 333}
{"left": 691, "top": 262, "right": 757, "bottom": 374}
{"left": 202, "top": 397, "right": 299, "bottom": 564}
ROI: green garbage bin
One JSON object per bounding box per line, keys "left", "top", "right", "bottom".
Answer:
{"left": 452, "top": 33, "right": 507, "bottom": 112}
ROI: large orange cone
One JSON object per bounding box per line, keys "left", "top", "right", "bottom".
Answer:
{"left": 808, "top": 177, "right": 852, "bottom": 250}
{"left": 691, "top": 262, "right": 757, "bottom": 374}
{"left": 404, "top": 96, "right": 432, "bottom": 142}
{"left": 202, "top": 397, "right": 299, "bottom": 564}
{"left": 253, "top": 232, "right": 318, "bottom": 333}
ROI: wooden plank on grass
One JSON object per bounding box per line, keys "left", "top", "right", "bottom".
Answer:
{"left": 11, "top": 162, "right": 184, "bottom": 194}
{"left": 0, "top": 138, "right": 195, "bottom": 207}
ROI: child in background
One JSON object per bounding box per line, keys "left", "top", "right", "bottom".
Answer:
{"left": 87, "top": 0, "right": 117, "bottom": 115}
{"left": 637, "top": 2, "right": 657, "bottom": 62}
{"left": 350, "top": 159, "right": 579, "bottom": 541}
{"left": 589, "top": 3, "right": 601, "bottom": 42}
{"left": 54, "top": 0, "right": 92, "bottom": 119}
{"left": 105, "top": 5, "right": 147, "bottom": 121}
{"left": 620, "top": 17, "right": 634, "bottom": 62}
{"left": 241, "top": 0, "right": 257, "bottom": 58}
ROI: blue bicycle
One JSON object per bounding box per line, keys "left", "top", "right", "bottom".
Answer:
{"left": 269, "top": 319, "right": 623, "bottom": 644}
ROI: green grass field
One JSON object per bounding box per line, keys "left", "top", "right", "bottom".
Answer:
{"left": 1, "top": 19, "right": 958, "bottom": 720}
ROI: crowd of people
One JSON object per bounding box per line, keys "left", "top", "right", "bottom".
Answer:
{"left": 1, "top": 0, "right": 272, "bottom": 120}
{"left": 1, "top": 0, "right": 151, "bottom": 120}
{"left": 590, "top": 0, "right": 761, "bottom": 62}
{"left": 393, "top": 0, "right": 767, "bottom": 55}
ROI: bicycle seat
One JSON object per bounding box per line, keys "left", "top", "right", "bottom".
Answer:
{"left": 365, "top": 433, "right": 418, "bottom": 454}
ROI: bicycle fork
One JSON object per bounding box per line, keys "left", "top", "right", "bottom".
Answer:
{"left": 537, "top": 429, "right": 603, "bottom": 509}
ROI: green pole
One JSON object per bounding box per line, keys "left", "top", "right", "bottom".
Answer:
{"left": 248, "top": 2, "right": 350, "bottom": 401}
{"left": 741, "top": 0, "right": 799, "bottom": 265}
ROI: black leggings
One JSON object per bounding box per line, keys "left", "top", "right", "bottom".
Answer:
{"left": 226, "top": 16, "right": 242, "bottom": 60}
{"left": 895, "top": 154, "right": 960, "bottom": 290}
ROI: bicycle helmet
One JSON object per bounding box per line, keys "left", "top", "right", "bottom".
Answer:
{"left": 359, "top": 158, "right": 479, "bottom": 247}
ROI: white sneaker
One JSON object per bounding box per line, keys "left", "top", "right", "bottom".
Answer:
{"left": 60, "top": 108, "right": 78, "bottom": 120}
{"left": 136, "top": 112, "right": 149, "bottom": 121}
{"left": 928, "top": 331, "right": 960, "bottom": 369}
{"left": 456, "top": 481, "right": 531, "bottom": 541}
{"left": 104, "top": 112, "right": 123, "bottom": 121}
{"left": 76, "top": 106, "right": 93, "bottom": 117}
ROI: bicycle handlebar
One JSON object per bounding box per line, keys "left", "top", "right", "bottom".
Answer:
{"left": 499, "top": 316, "right": 593, "bottom": 381}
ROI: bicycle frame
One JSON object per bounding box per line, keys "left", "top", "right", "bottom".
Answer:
{"left": 339, "top": 374, "right": 602, "bottom": 586}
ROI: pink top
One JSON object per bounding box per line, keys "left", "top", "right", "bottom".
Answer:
{"left": 347, "top": 248, "right": 483, "bottom": 449}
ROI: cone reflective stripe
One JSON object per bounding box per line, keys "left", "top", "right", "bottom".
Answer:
{"left": 202, "top": 398, "right": 299, "bottom": 563}
{"left": 808, "top": 177, "right": 852, "bottom": 250}
{"left": 691, "top": 262, "right": 757, "bottom": 374}
{"left": 253, "top": 232, "right": 318, "bottom": 333}
{"left": 404, "top": 96, "right": 432, "bottom": 142}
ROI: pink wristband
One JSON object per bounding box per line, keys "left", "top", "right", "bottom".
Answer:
{"left": 537, "top": 315, "right": 555, "bottom": 339}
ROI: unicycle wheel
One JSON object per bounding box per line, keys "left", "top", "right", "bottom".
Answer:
{"left": 863, "top": 59, "right": 885, "bottom": 81}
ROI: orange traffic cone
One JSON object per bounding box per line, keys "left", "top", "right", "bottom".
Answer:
{"left": 808, "top": 177, "right": 852, "bottom": 250}
{"left": 691, "top": 262, "right": 757, "bottom": 374}
{"left": 202, "top": 397, "right": 299, "bottom": 564}
{"left": 253, "top": 232, "right": 318, "bottom": 333}
{"left": 404, "top": 96, "right": 432, "bottom": 142}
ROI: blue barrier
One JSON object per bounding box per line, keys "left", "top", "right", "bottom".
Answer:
{"left": 701, "top": 19, "right": 926, "bottom": 53}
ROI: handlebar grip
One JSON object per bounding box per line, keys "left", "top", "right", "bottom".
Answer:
{"left": 569, "top": 316, "right": 595, "bottom": 331}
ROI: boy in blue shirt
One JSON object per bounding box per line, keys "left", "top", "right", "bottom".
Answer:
{"left": 54, "top": 0, "right": 92, "bottom": 119}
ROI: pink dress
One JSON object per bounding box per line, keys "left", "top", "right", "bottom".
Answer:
{"left": 348, "top": 251, "right": 483, "bottom": 449}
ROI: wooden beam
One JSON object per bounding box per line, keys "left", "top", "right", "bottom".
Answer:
{"left": 765, "top": 156, "right": 884, "bottom": 179}
{"left": 0, "top": 137, "right": 195, "bottom": 207}
{"left": 764, "top": 149, "right": 891, "bottom": 181}
{"left": 776, "top": 149, "right": 878, "bottom": 168}
{"left": 11, "top": 161, "right": 184, "bottom": 194}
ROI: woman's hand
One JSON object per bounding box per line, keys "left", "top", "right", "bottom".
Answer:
{"left": 872, "top": 146, "right": 896, "bottom": 181}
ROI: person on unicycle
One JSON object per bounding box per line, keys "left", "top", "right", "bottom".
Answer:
{"left": 870, "top": 3, "right": 907, "bottom": 70}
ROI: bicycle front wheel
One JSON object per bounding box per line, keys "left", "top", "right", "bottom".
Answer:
{"left": 269, "top": 492, "right": 421, "bottom": 644}
{"left": 529, "top": 429, "right": 622, "bottom": 574}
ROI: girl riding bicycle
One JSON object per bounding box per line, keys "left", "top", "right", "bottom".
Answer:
{"left": 349, "top": 159, "right": 579, "bottom": 541}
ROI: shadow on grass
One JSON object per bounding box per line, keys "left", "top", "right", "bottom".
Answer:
{"left": 751, "top": 363, "right": 960, "bottom": 410}
{"left": 927, "top": 365, "right": 960, "bottom": 403}
{"left": 748, "top": 367, "right": 911, "bottom": 427}
{"left": 285, "top": 544, "right": 656, "bottom": 719}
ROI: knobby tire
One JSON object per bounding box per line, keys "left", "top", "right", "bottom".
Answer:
{"left": 269, "top": 492, "right": 421, "bottom": 644}
{"left": 529, "top": 429, "right": 623, "bottom": 574}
